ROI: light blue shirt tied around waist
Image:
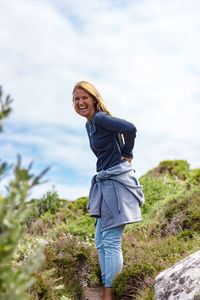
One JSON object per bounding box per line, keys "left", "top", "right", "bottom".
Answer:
{"left": 87, "top": 161, "right": 145, "bottom": 231}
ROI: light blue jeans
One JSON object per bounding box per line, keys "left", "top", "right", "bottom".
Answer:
{"left": 95, "top": 219, "right": 125, "bottom": 287}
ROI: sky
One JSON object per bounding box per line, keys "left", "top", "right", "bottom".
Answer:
{"left": 0, "top": 0, "right": 200, "bottom": 200}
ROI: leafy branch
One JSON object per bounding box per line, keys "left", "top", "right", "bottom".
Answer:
{"left": 0, "top": 86, "right": 12, "bottom": 132}
{"left": 0, "top": 86, "right": 50, "bottom": 300}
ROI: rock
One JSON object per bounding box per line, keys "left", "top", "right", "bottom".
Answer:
{"left": 154, "top": 250, "right": 200, "bottom": 300}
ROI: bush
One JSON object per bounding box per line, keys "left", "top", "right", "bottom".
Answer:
{"left": 28, "top": 189, "right": 65, "bottom": 220}
{"left": 139, "top": 171, "right": 185, "bottom": 222}
{"left": 186, "top": 168, "right": 200, "bottom": 186}
{"left": 147, "top": 160, "right": 190, "bottom": 180}
{"left": 149, "top": 187, "right": 200, "bottom": 237}
{"left": 30, "top": 234, "right": 99, "bottom": 300}
{"left": 0, "top": 87, "right": 48, "bottom": 300}
{"left": 113, "top": 170, "right": 200, "bottom": 299}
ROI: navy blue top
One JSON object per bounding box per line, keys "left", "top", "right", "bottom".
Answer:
{"left": 86, "top": 111, "right": 137, "bottom": 172}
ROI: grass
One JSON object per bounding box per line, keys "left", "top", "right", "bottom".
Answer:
{"left": 11, "top": 159, "right": 200, "bottom": 300}
{"left": 112, "top": 160, "right": 200, "bottom": 299}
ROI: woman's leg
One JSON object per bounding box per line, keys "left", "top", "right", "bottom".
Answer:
{"left": 102, "top": 225, "right": 125, "bottom": 288}
{"left": 95, "top": 219, "right": 106, "bottom": 285}
{"left": 95, "top": 220, "right": 125, "bottom": 299}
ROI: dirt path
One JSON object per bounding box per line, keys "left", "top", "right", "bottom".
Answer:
{"left": 82, "top": 287, "right": 103, "bottom": 300}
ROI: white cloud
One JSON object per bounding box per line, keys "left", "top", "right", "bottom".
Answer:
{"left": 0, "top": 0, "right": 200, "bottom": 199}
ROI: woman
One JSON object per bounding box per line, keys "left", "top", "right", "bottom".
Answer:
{"left": 72, "top": 81, "right": 144, "bottom": 300}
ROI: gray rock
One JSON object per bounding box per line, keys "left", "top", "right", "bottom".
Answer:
{"left": 154, "top": 250, "right": 200, "bottom": 300}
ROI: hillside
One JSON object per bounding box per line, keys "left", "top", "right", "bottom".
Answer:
{"left": 6, "top": 160, "right": 200, "bottom": 299}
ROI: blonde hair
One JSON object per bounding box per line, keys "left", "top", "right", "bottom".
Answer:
{"left": 72, "top": 81, "right": 112, "bottom": 115}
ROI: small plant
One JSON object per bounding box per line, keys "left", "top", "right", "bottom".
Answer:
{"left": 28, "top": 189, "right": 65, "bottom": 225}
{"left": 0, "top": 86, "right": 12, "bottom": 132}
{"left": 0, "top": 87, "right": 49, "bottom": 300}
{"left": 30, "top": 234, "right": 99, "bottom": 300}
{"left": 148, "top": 160, "right": 190, "bottom": 180}
{"left": 186, "top": 168, "right": 200, "bottom": 186}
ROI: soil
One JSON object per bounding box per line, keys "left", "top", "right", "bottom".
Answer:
{"left": 82, "top": 286, "right": 103, "bottom": 300}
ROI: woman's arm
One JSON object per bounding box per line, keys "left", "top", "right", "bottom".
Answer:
{"left": 95, "top": 113, "right": 137, "bottom": 159}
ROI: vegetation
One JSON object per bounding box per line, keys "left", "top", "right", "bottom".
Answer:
{"left": 11, "top": 159, "right": 199, "bottom": 300}
{"left": 25, "top": 195, "right": 98, "bottom": 300}
{"left": 1, "top": 86, "right": 200, "bottom": 299}
{"left": 113, "top": 160, "right": 200, "bottom": 299}
{"left": 0, "top": 87, "right": 49, "bottom": 300}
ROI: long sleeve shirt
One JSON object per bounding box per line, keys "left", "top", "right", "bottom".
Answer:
{"left": 85, "top": 111, "right": 137, "bottom": 172}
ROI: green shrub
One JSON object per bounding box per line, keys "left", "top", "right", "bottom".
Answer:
{"left": 147, "top": 160, "right": 190, "bottom": 180}
{"left": 186, "top": 168, "right": 200, "bottom": 186}
{"left": 0, "top": 86, "right": 12, "bottom": 131}
{"left": 149, "top": 187, "right": 200, "bottom": 237}
{"left": 28, "top": 268, "right": 67, "bottom": 300}
{"left": 30, "top": 234, "right": 99, "bottom": 300}
{"left": 113, "top": 262, "right": 155, "bottom": 299}
{"left": 65, "top": 214, "right": 95, "bottom": 238}
{"left": 66, "top": 197, "right": 88, "bottom": 213}
{"left": 0, "top": 88, "right": 48, "bottom": 300}
{"left": 140, "top": 176, "right": 171, "bottom": 216}
{"left": 29, "top": 190, "right": 65, "bottom": 220}
{"left": 113, "top": 161, "right": 200, "bottom": 299}
{"left": 60, "top": 197, "right": 95, "bottom": 239}
{"left": 113, "top": 231, "right": 200, "bottom": 299}
{"left": 139, "top": 172, "right": 185, "bottom": 222}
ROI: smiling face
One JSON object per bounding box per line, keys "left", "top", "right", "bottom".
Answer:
{"left": 73, "top": 88, "right": 96, "bottom": 120}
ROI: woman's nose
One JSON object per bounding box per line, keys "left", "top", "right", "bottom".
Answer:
{"left": 78, "top": 98, "right": 84, "bottom": 104}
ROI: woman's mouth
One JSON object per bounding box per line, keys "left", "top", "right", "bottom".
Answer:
{"left": 79, "top": 106, "right": 88, "bottom": 113}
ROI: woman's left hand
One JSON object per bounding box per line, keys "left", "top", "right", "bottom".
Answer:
{"left": 121, "top": 156, "right": 132, "bottom": 164}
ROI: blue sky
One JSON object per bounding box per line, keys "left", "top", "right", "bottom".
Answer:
{"left": 0, "top": 0, "right": 200, "bottom": 200}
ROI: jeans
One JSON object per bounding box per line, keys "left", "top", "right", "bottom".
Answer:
{"left": 95, "top": 218, "right": 125, "bottom": 287}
